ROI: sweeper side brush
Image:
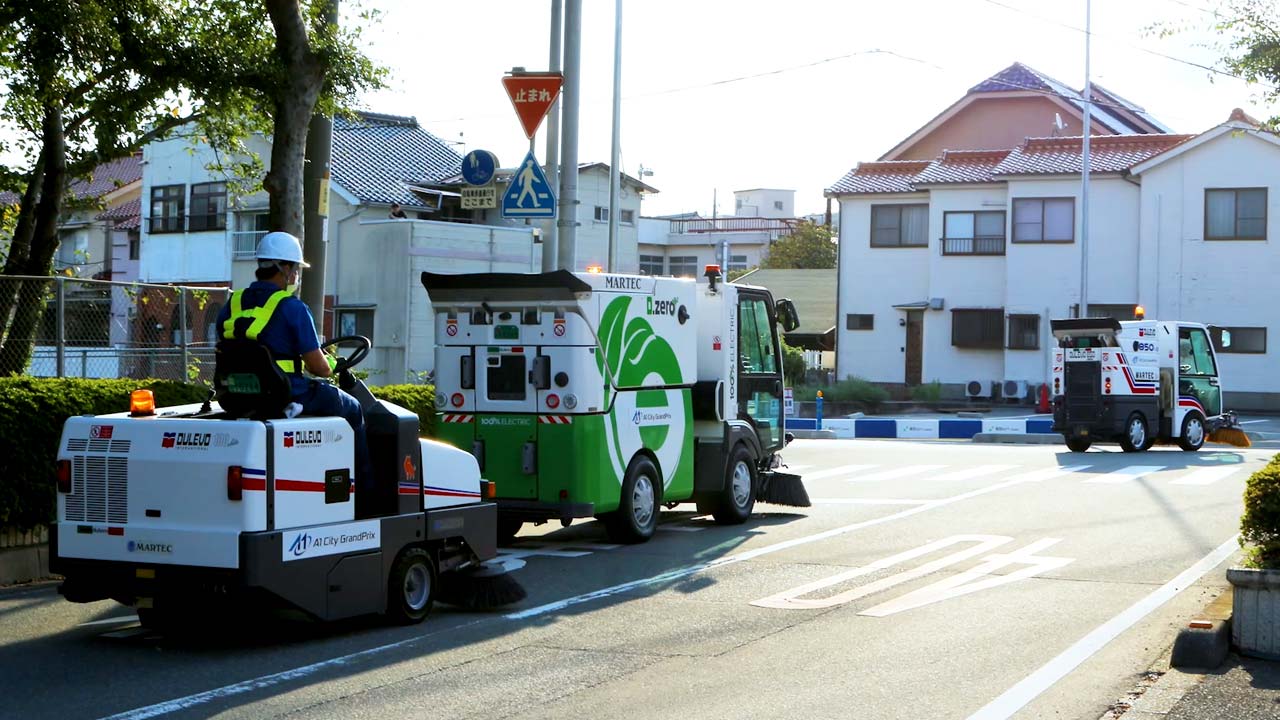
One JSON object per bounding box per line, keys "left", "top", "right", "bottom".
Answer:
{"left": 435, "top": 562, "right": 528, "bottom": 611}
{"left": 1209, "top": 427, "right": 1252, "bottom": 448}
{"left": 758, "top": 472, "right": 811, "bottom": 507}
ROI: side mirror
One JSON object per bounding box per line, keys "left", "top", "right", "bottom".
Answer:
{"left": 775, "top": 298, "right": 800, "bottom": 333}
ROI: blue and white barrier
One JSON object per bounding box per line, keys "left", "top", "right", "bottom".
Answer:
{"left": 785, "top": 417, "right": 1054, "bottom": 440}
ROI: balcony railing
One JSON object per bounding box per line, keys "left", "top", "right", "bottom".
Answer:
{"left": 941, "top": 235, "right": 1005, "bottom": 256}
{"left": 668, "top": 216, "right": 801, "bottom": 241}
{"left": 232, "top": 231, "right": 266, "bottom": 259}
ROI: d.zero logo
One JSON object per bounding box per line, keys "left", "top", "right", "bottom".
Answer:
{"left": 161, "top": 432, "right": 176, "bottom": 448}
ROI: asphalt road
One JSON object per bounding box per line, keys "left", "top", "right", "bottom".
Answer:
{"left": 1, "top": 438, "right": 1268, "bottom": 720}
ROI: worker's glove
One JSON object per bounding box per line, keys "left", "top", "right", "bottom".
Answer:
{"left": 326, "top": 354, "right": 339, "bottom": 373}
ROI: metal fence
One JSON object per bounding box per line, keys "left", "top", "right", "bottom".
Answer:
{"left": 0, "top": 276, "right": 232, "bottom": 383}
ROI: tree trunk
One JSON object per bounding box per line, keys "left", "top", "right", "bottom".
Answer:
{"left": 0, "top": 146, "right": 49, "bottom": 358}
{"left": 0, "top": 106, "right": 66, "bottom": 376}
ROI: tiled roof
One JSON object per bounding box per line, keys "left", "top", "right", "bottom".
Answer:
{"left": 969, "top": 62, "right": 1059, "bottom": 94}
{"left": 97, "top": 198, "right": 140, "bottom": 230}
{"left": 967, "top": 62, "right": 1150, "bottom": 136}
{"left": 913, "top": 150, "right": 1011, "bottom": 185}
{"left": 68, "top": 154, "right": 142, "bottom": 200}
{"left": 331, "top": 112, "right": 462, "bottom": 208}
{"left": 826, "top": 161, "right": 930, "bottom": 195}
{"left": 992, "top": 134, "right": 1194, "bottom": 176}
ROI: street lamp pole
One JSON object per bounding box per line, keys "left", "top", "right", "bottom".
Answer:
{"left": 1079, "top": 0, "right": 1092, "bottom": 318}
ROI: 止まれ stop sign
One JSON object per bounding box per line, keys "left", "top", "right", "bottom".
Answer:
{"left": 502, "top": 73, "right": 563, "bottom": 139}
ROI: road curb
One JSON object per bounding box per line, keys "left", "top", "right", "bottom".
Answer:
{"left": 972, "top": 432, "right": 1064, "bottom": 445}
{"left": 1170, "top": 586, "right": 1233, "bottom": 670}
{"left": 788, "top": 429, "right": 836, "bottom": 440}
{"left": 0, "top": 543, "right": 50, "bottom": 586}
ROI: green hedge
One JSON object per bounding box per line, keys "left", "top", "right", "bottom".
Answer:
{"left": 792, "top": 378, "right": 890, "bottom": 410}
{"left": 0, "top": 378, "right": 438, "bottom": 531}
{"left": 1241, "top": 454, "right": 1280, "bottom": 568}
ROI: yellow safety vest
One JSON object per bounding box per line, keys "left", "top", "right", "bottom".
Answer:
{"left": 221, "top": 289, "right": 304, "bottom": 375}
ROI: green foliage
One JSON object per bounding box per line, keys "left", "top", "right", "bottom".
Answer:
{"left": 780, "top": 339, "right": 806, "bottom": 386}
{"left": 910, "top": 381, "right": 943, "bottom": 403}
{"left": 792, "top": 377, "right": 889, "bottom": 409}
{"left": 761, "top": 221, "right": 837, "bottom": 270}
{"left": 368, "top": 384, "right": 437, "bottom": 438}
{"left": 727, "top": 268, "right": 755, "bottom": 282}
{"left": 0, "top": 377, "right": 207, "bottom": 530}
{"left": 1240, "top": 454, "right": 1280, "bottom": 568}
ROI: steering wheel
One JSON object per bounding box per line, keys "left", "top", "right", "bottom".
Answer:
{"left": 320, "top": 335, "right": 371, "bottom": 375}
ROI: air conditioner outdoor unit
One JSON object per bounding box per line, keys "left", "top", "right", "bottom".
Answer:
{"left": 965, "top": 380, "right": 994, "bottom": 399}
{"left": 1002, "top": 380, "right": 1029, "bottom": 402}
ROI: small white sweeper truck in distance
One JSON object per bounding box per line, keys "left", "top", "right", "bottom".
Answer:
{"left": 51, "top": 336, "right": 522, "bottom": 628}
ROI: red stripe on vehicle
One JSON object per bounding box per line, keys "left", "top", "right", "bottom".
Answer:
{"left": 276, "top": 479, "right": 326, "bottom": 492}
{"left": 424, "top": 489, "right": 481, "bottom": 498}
{"left": 242, "top": 477, "right": 267, "bottom": 491}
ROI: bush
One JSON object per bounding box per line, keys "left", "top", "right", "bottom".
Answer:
{"left": 792, "top": 377, "right": 889, "bottom": 410}
{"left": 910, "top": 381, "right": 943, "bottom": 404}
{"left": 1240, "top": 454, "right": 1280, "bottom": 568}
{"left": 369, "top": 384, "right": 438, "bottom": 438}
{"left": 780, "top": 340, "right": 807, "bottom": 386}
{"left": 0, "top": 377, "right": 208, "bottom": 531}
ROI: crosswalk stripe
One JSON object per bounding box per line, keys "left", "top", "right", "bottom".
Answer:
{"left": 811, "top": 498, "right": 929, "bottom": 506}
{"left": 802, "top": 464, "right": 878, "bottom": 481}
{"left": 1084, "top": 465, "right": 1166, "bottom": 484}
{"left": 994, "top": 465, "right": 1093, "bottom": 483}
{"left": 847, "top": 465, "right": 947, "bottom": 483}
{"left": 1170, "top": 466, "right": 1242, "bottom": 486}
{"left": 927, "top": 464, "right": 1020, "bottom": 482}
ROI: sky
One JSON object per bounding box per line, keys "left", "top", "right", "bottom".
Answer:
{"left": 351, "top": 0, "right": 1273, "bottom": 219}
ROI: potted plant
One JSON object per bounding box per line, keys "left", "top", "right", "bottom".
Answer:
{"left": 1230, "top": 454, "right": 1280, "bottom": 659}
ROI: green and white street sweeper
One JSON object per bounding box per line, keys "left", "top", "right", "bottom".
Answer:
{"left": 423, "top": 265, "right": 809, "bottom": 544}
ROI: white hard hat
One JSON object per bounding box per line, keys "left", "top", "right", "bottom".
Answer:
{"left": 256, "top": 231, "right": 311, "bottom": 268}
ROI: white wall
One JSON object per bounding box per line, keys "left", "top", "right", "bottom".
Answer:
{"left": 734, "top": 189, "right": 794, "bottom": 219}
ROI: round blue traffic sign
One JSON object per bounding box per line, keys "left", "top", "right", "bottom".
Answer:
{"left": 461, "top": 150, "right": 498, "bottom": 186}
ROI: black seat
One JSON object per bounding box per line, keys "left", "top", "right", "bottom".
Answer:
{"left": 213, "top": 338, "right": 293, "bottom": 419}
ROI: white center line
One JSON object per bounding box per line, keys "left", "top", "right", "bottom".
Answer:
{"left": 847, "top": 464, "right": 948, "bottom": 483}
{"left": 1170, "top": 466, "right": 1241, "bottom": 486}
{"left": 967, "top": 534, "right": 1240, "bottom": 720}
{"left": 1083, "top": 465, "right": 1166, "bottom": 484}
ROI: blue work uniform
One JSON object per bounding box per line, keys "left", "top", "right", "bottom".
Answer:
{"left": 216, "top": 281, "right": 371, "bottom": 490}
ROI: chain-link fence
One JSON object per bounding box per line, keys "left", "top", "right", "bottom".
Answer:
{"left": 0, "top": 276, "right": 232, "bottom": 383}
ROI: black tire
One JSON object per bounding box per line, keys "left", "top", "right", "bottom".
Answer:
{"left": 603, "top": 455, "right": 660, "bottom": 544}
{"left": 136, "top": 606, "right": 172, "bottom": 631}
{"left": 1119, "top": 412, "right": 1150, "bottom": 453}
{"left": 386, "top": 547, "right": 435, "bottom": 624}
{"left": 710, "top": 444, "right": 756, "bottom": 525}
{"left": 496, "top": 517, "right": 523, "bottom": 546}
{"left": 1178, "top": 413, "right": 1206, "bottom": 452}
{"left": 1065, "top": 436, "right": 1092, "bottom": 453}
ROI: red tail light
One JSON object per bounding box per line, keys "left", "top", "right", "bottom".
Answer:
{"left": 451, "top": 393, "right": 465, "bottom": 408}
{"left": 227, "top": 466, "right": 243, "bottom": 501}
{"left": 546, "top": 394, "right": 560, "bottom": 409}
{"left": 56, "top": 460, "right": 71, "bottom": 494}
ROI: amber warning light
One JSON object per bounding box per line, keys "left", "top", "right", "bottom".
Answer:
{"left": 130, "top": 389, "right": 156, "bottom": 416}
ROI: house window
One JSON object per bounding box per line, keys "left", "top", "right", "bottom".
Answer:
{"left": 1007, "top": 314, "right": 1040, "bottom": 350}
{"left": 774, "top": 200, "right": 784, "bottom": 211}
{"left": 149, "top": 185, "right": 185, "bottom": 233}
{"left": 942, "top": 211, "right": 1005, "bottom": 255}
{"left": 870, "top": 204, "right": 928, "bottom": 247}
{"left": 128, "top": 231, "right": 140, "bottom": 261}
{"left": 337, "top": 308, "right": 375, "bottom": 339}
{"left": 846, "top": 314, "right": 874, "bottom": 330}
{"left": 639, "top": 254, "right": 665, "bottom": 276}
{"left": 188, "top": 182, "right": 227, "bottom": 231}
{"left": 729, "top": 254, "right": 749, "bottom": 272}
{"left": 1086, "top": 303, "right": 1137, "bottom": 320}
{"left": 952, "top": 309, "right": 1004, "bottom": 349}
{"left": 594, "top": 206, "right": 609, "bottom": 222}
{"left": 1211, "top": 326, "right": 1267, "bottom": 354}
{"left": 667, "top": 256, "right": 698, "bottom": 277}
{"left": 1205, "top": 188, "right": 1267, "bottom": 240}
{"left": 620, "top": 209, "right": 635, "bottom": 225}
{"left": 1012, "top": 198, "right": 1074, "bottom": 243}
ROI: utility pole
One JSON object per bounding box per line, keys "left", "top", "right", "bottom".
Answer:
{"left": 1079, "top": 0, "right": 1092, "bottom": 319}
{"left": 543, "top": 0, "right": 563, "bottom": 273}
{"left": 557, "top": 0, "right": 582, "bottom": 271}
{"left": 302, "top": 0, "right": 337, "bottom": 332}
{"left": 607, "top": 0, "right": 623, "bottom": 272}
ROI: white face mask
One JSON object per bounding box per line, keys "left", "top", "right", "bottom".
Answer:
{"left": 287, "top": 269, "right": 302, "bottom": 295}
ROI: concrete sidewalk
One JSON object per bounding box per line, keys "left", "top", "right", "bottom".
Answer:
{"left": 1122, "top": 655, "right": 1280, "bottom": 719}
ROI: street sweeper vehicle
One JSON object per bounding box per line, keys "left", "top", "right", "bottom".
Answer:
{"left": 424, "top": 265, "right": 811, "bottom": 545}
{"left": 51, "top": 336, "right": 523, "bottom": 628}
{"left": 1049, "top": 316, "right": 1249, "bottom": 452}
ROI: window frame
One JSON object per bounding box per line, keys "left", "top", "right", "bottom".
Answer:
{"left": 1204, "top": 188, "right": 1268, "bottom": 241}
{"left": 638, "top": 254, "right": 665, "bottom": 276}
{"left": 951, "top": 308, "right": 1004, "bottom": 349}
{"left": 619, "top": 209, "right": 635, "bottom": 225}
{"left": 846, "top": 314, "right": 874, "bottom": 331}
{"left": 666, "top": 256, "right": 698, "bottom": 277}
{"left": 870, "top": 204, "right": 929, "bottom": 248}
{"left": 1006, "top": 314, "right": 1040, "bottom": 350}
{"left": 336, "top": 307, "right": 376, "bottom": 341}
{"left": 593, "top": 206, "right": 609, "bottom": 223}
{"left": 1211, "top": 326, "right": 1267, "bottom": 354}
{"left": 941, "top": 210, "right": 1006, "bottom": 256}
{"left": 149, "top": 184, "right": 185, "bottom": 234}
{"left": 1011, "top": 197, "right": 1075, "bottom": 244}
{"left": 188, "top": 181, "right": 228, "bottom": 232}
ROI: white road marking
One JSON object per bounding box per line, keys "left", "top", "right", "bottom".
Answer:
{"left": 927, "top": 464, "right": 1019, "bottom": 483}
{"left": 801, "top": 464, "right": 878, "bottom": 481}
{"left": 810, "top": 498, "right": 930, "bottom": 506}
{"left": 1239, "top": 419, "right": 1267, "bottom": 424}
{"left": 967, "top": 534, "right": 1240, "bottom": 720}
{"left": 79, "top": 615, "right": 139, "bottom": 627}
{"left": 1083, "top": 465, "right": 1165, "bottom": 484}
{"left": 846, "top": 464, "right": 948, "bottom": 483}
{"left": 782, "top": 464, "right": 812, "bottom": 473}
{"left": 657, "top": 525, "right": 706, "bottom": 533}
{"left": 1169, "top": 466, "right": 1241, "bottom": 486}
{"left": 99, "top": 464, "right": 1094, "bottom": 720}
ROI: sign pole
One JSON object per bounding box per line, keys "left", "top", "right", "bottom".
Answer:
{"left": 544, "top": 0, "right": 563, "bottom": 273}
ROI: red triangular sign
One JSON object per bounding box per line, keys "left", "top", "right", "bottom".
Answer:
{"left": 502, "top": 73, "right": 563, "bottom": 139}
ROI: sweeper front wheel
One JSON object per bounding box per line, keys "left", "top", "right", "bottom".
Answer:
{"left": 387, "top": 547, "right": 436, "bottom": 624}
{"left": 1178, "top": 413, "right": 1206, "bottom": 452}
{"left": 706, "top": 444, "right": 756, "bottom": 525}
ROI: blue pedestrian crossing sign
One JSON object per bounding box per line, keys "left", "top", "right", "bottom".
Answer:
{"left": 501, "top": 151, "right": 557, "bottom": 219}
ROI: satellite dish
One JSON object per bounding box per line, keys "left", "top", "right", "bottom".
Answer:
{"left": 1054, "top": 113, "right": 1066, "bottom": 131}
